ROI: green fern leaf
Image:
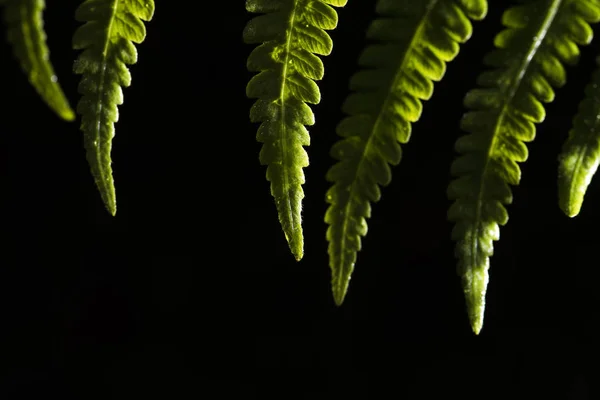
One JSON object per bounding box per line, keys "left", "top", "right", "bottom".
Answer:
{"left": 3, "top": 0, "right": 74, "bottom": 121}
{"left": 243, "top": 0, "right": 347, "bottom": 261}
{"left": 325, "top": 0, "right": 487, "bottom": 305}
{"left": 447, "top": 0, "right": 600, "bottom": 334}
{"left": 558, "top": 54, "right": 600, "bottom": 217}
{"left": 72, "top": 0, "right": 155, "bottom": 216}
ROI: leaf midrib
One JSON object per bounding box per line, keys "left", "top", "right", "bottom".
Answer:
{"left": 92, "top": 0, "right": 119, "bottom": 189}
{"left": 277, "top": 0, "right": 301, "bottom": 249}
{"left": 469, "top": 0, "right": 562, "bottom": 274}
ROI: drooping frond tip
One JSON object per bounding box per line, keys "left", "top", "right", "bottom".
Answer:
{"left": 558, "top": 54, "right": 600, "bottom": 217}
{"left": 243, "top": 0, "right": 348, "bottom": 261}
{"left": 447, "top": 0, "right": 599, "bottom": 334}
{"left": 325, "top": 0, "right": 487, "bottom": 305}
{"left": 72, "top": 0, "right": 155, "bottom": 216}
{"left": 3, "top": 0, "right": 74, "bottom": 121}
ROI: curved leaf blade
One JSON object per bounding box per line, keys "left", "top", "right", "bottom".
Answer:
{"left": 325, "top": 0, "right": 487, "bottom": 305}
{"left": 447, "top": 0, "right": 600, "bottom": 334}
{"left": 4, "top": 0, "right": 74, "bottom": 121}
{"left": 244, "top": 0, "right": 347, "bottom": 261}
{"left": 73, "top": 0, "right": 155, "bottom": 216}
{"left": 558, "top": 55, "right": 600, "bottom": 217}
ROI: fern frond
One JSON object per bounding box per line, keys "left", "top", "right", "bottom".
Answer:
{"left": 325, "top": 0, "right": 487, "bottom": 305}
{"left": 243, "top": 0, "right": 347, "bottom": 261}
{"left": 447, "top": 0, "right": 600, "bottom": 334}
{"left": 72, "top": 0, "right": 155, "bottom": 216}
{"left": 558, "top": 54, "right": 600, "bottom": 217}
{"left": 3, "top": 0, "right": 74, "bottom": 120}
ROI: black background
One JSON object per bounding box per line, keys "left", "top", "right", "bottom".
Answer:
{"left": 1, "top": 0, "right": 599, "bottom": 398}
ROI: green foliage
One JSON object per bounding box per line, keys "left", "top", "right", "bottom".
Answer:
{"left": 3, "top": 0, "right": 74, "bottom": 120}
{"left": 325, "top": 0, "right": 487, "bottom": 305}
{"left": 4, "top": 0, "right": 600, "bottom": 335}
{"left": 243, "top": 0, "right": 347, "bottom": 261}
{"left": 448, "top": 0, "right": 600, "bottom": 334}
{"left": 241, "top": 0, "right": 600, "bottom": 333}
{"left": 558, "top": 55, "right": 600, "bottom": 217}
{"left": 1, "top": 0, "right": 156, "bottom": 216}
{"left": 73, "top": 0, "right": 155, "bottom": 216}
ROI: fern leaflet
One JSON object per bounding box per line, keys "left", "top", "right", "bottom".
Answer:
{"left": 243, "top": 0, "right": 347, "bottom": 261}
{"left": 325, "top": 0, "right": 487, "bottom": 305}
{"left": 447, "top": 0, "right": 599, "bottom": 334}
{"left": 3, "top": 0, "right": 74, "bottom": 120}
{"left": 558, "top": 54, "right": 600, "bottom": 217}
{"left": 72, "top": 0, "right": 155, "bottom": 216}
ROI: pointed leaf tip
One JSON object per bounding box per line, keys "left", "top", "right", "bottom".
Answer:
{"left": 465, "top": 288, "right": 484, "bottom": 334}
{"left": 98, "top": 187, "right": 116, "bottom": 216}
{"left": 106, "top": 203, "right": 116, "bottom": 217}
{"left": 284, "top": 229, "right": 304, "bottom": 261}
{"left": 332, "top": 280, "right": 349, "bottom": 306}
{"left": 467, "top": 297, "right": 485, "bottom": 335}
{"left": 462, "top": 266, "right": 488, "bottom": 335}
{"left": 470, "top": 315, "right": 483, "bottom": 335}
{"left": 561, "top": 204, "right": 580, "bottom": 218}
{"left": 292, "top": 247, "right": 303, "bottom": 262}
{"left": 61, "top": 108, "right": 76, "bottom": 122}
{"left": 333, "top": 291, "right": 345, "bottom": 306}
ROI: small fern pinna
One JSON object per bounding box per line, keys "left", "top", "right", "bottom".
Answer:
{"left": 1, "top": 0, "right": 154, "bottom": 216}
{"left": 246, "top": 0, "right": 600, "bottom": 334}
{"left": 73, "top": 0, "right": 155, "bottom": 216}
{"left": 3, "top": 0, "right": 75, "bottom": 121}
{"left": 243, "top": 0, "right": 348, "bottom": 261}
{"left": 449, "top": 0, "right": 600, "bottom": 333}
